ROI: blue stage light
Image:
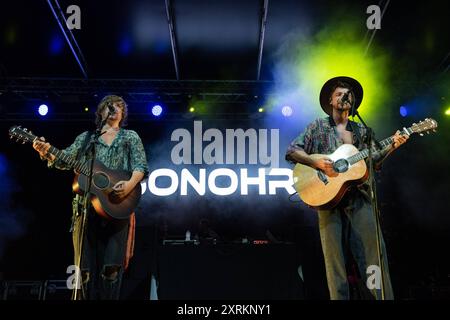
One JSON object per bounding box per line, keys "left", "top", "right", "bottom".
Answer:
{"left": 399, "top": 106, "right": 408, "bottom": 117}
{"left": 152, "top": 105, "right": 163, "bottom": 117}
{"left": 38, "top": 104, "right": 49, "bottom": 116}
{"left": 0, "top": 154, "right": 7, "bottom": 175}
{"left": 50, "top": 34, "right": 64, "bottom": 55}
{"left": 282, "top": 106, "right": 293, "bottom": 117}
{"left": 119, "top": 35, "right": 132, "bottom": 56}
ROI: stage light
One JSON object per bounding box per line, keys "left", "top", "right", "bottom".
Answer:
{"left": 287, "top": 20, "right": 391, "bottom": 121}
{"left": 186, "top": 95, "right": 209, "bottom": 115}
{"left": 152, "top": 105, "right": 163, "bottom": 117}
{"left": 282, "top": 106, "right": 293, "bottom": 117}
{"left": 38, "top": 104, "right": 49, "bottom": 116}
{"left": 445, "top": 107, "right": 450, "bottom": 116}
{"left": 119, "top": 35, "right": 132, "bottom": 56}
{"left": 400, "top": 106, "right": 408, "bottom": 117}
{"left": 84, "top": 107, "right": 89, "bottom": 112}
{"left": 0, "top": 154, "right": 7, "bottom": 175}
{"left": 50, "top": 34, "right": 64, "bottom": 55}
{"left": 258, "top": 107, "right": 264, "bottom": 113}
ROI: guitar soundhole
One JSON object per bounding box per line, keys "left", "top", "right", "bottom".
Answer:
{"left": 333, "top": 159, "right": 349, "bottom": 173}
{"left": 93, "top": 172, "right": 110, "bottom": 189}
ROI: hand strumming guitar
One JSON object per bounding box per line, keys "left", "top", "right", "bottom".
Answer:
{"left": 112, "top": 180, "right": 134, "bottom": 199}
{"left": 112, "top": 171, "right": 145, "bottom": 199}
{"left": 313, "top": 157, "right": 337, "bottom": 177}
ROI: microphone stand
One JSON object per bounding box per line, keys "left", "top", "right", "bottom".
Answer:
{"left": 350, "top": 103, "right": 386, "bottom": 300}
{"left": 72, "top": 111, "right": 112, "bottom": 300}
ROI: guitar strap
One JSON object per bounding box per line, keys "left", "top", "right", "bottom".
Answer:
{"left": 350, "top": 121, "right": 383, "bottom": 152}
{"left": 349, "top": 120, "right": 364, "bottom": 149}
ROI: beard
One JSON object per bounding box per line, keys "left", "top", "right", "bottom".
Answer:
{"left": 336, "top": 100, "right": 352, "bottom": 112}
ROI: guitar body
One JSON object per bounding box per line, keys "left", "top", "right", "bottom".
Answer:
{"left": 293, "top": 144, "right": 368, "bottom": 210}
{"left": 72, "top": 159, "right": 141, "bottom": 220}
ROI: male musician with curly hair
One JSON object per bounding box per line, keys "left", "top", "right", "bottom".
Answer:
{"left": 33, "top": 95, "right": 148, "bottom": 300}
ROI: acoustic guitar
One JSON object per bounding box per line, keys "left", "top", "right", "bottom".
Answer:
{"left": 292, "top": 118, "right": 438, "bottom": 209}
{"left": 9, "top": 125, "right": 141, "bottom": 220}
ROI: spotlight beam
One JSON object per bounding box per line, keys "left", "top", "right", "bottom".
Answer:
{"left": 46, "top": 0, "right": 89, "bottom": 78}
{"left": 256, "top": 0, "right": 269, "bottom": 80}
{"left": 165, "top": 0, "right": 180, "bottom": 80}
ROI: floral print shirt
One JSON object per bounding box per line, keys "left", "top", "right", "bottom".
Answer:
{"left": 49, "top": 128, "right": 149, "bottom": 177}
{"left": 286, "top": 116, "right": 389, "bottom": 167}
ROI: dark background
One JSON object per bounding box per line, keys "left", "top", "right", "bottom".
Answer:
{"left": 0, "top": 0, "right": 449, "bottom": 299}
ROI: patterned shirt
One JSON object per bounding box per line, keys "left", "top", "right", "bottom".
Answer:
{"left": 49, "top": 128, "right": 149, "bottom": 177}
{"left": 286, "top": 116, "right": 389, "bottom": 168}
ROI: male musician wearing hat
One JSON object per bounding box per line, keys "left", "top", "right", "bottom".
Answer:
{"left": 286, "top": 77, "right": 408, "bottom": 299}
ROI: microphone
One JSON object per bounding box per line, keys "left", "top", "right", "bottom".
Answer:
{"left": 341, "top": 92, "right": 350, "bottom": 104}
{"left": 107, "top": 103, "right": 116, "bottom": 115}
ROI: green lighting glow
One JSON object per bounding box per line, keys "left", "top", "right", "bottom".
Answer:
{"left": 188, "top": 96, "right": 210, "bottom": 114}
{"left": 292, "top": 19, "right": 391, "bottom": 121}
{"left": 5, "top": 26, "right": 17, "bottom": 45}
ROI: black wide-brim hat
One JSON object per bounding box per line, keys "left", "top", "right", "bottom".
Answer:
{"left": 319, "top": 76, "right": 363, "bottom": 115}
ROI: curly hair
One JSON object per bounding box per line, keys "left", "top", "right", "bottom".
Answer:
{"left": 95, "top": 95, "right": 128, "bottom": 127}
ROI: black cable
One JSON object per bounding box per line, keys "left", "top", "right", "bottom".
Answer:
{"left": 288, "top": 192, "right": 302, "bottom": 203}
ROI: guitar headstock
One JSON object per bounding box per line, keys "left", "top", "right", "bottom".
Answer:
{"left": 8, "top": 125, "right": 37, "bottom": 144}
{"left": 410, "top": 118, "right": 438, "bottom": 136}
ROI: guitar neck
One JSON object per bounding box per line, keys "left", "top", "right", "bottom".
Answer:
{"left": 36, "top": 139, "right": 89, "bottom": 175}
{"left": 347, "top": 126, "right": 413, "bottom": 165}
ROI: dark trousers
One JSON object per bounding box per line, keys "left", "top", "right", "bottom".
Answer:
{"left": 72, "top": 209, "right": 130, "bottom": 300}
